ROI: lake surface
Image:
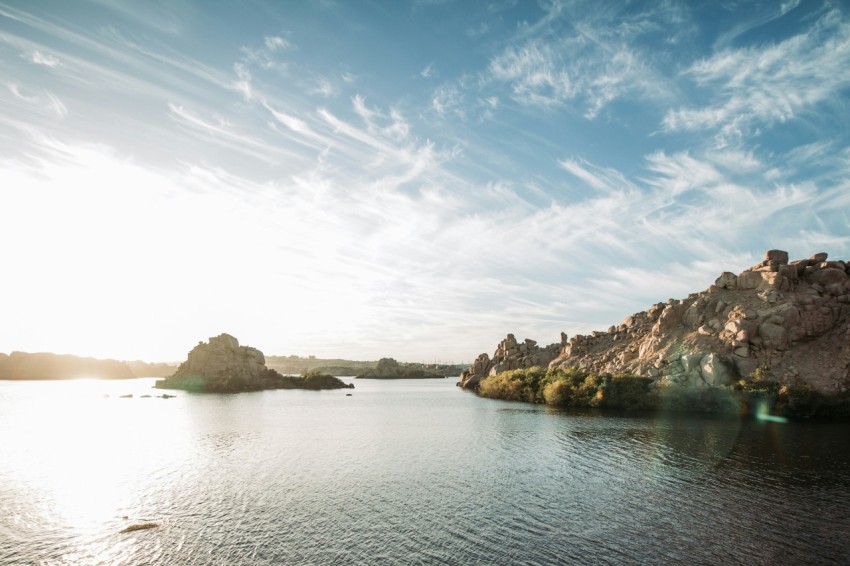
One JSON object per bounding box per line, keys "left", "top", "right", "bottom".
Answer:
{"left": 1, "top": 377, "right": 849, "bottom": 565}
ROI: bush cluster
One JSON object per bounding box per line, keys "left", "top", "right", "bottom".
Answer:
{"left": 479, "top": 367, "right": 656, "bottom": 411}
{"left": 477, "top": 365, "right": 850, "bottom": 419}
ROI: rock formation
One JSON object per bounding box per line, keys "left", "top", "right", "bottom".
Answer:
{"left": 458, "top": 333, "right": 567, "bottom": 389}
{"left": 156, "top": 333, "right": 353, "bottom": 393}
{"left": 460, "top": 251, "right": 850, "bottom": 393}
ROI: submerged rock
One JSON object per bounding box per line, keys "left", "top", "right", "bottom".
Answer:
{"left": 119, "top": 522, "right": 159, "bottom": 533}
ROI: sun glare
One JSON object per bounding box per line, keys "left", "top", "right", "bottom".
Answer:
{"left": 2, "top": 380, "right": 191, "bottom": 532}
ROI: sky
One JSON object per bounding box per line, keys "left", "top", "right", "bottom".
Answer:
{"left": 1, "top": 0, "right": 849, "bottom": 364}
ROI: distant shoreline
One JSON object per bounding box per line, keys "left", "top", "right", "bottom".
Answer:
{"left": 0, "top": 351, "right": 176, "bottom": 380}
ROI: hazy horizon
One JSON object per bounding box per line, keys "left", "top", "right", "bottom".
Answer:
{"left": 2, "top": 1, "right": 849, "bottom": 363}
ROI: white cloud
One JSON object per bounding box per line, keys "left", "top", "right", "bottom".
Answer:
{"left": 7, "top": 84, "right": 67, "bottom": 119}
{"left": 420, "top": 63, "right": 436, "bottom": 78}
{"left": 167, "top": 102, "right": 302, "bottom": 165}
{"left": 311, "top": 76, "right": 338, "bottom": 97}
{"left": 558, "top": 157, "right": 635, "bottom": 195}
{"left": 233, "top": 62, "right": 253, "bottom": 101}
{"left": 44, "top": 92, "right": 67, "bottom": 118}
{"left": 481, "top": 1, "right": 678, "bottom": 117}
{"left": 664, "top": 8, "right": 850, "bottom": 141}
{"left": 264, "top": 35, "right": 290, "bottom": 51}
{"left": 713, "top": 0, "right": 802, "bottom": 51}
{"left": 489, "top": 42, "right": 572, "bottom": 107}
{"left": 431, "top": 84, "right": 464, "bottom": 117}
{"left": 29, "top": 49, "right": 59, "bottom": 67}
{"left": 264, "top": 101, "right": 311, "bottom": 135}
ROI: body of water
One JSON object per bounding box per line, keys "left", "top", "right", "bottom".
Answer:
{"left": 1, "top": 377, "right": 849, "bottom": 565}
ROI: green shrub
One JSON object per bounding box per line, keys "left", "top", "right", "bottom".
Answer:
{"left": 542, "top": 379, "right": 574, "bottom": 406}
{"left": 478, "top": 363, "right": 850, "bottom": 420}
{"left": 479, "top": 370, "right": 528, "bottom": 402}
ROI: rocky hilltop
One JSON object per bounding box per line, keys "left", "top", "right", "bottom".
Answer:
{"left": 156, "top": 333, "right": 354, "bottom": 393}
{"left": 460, "top": 250, "right": 850, "bottom": 394}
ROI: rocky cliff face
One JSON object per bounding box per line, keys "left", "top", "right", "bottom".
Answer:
{"left": 178, "top": 333, "right": 267, "bottom": 380}
{"left": 460, "top": 250, "right": 850, "bottom": 393}
{"left": 156, "top": 333, "right": 276, "bottom": 392}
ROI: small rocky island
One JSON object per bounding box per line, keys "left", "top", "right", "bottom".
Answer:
{"left": 155, "top": 334, "right": 354, "bottom": 393}
{"left": 356, "top": 358, "right": 446, "bottom": 379}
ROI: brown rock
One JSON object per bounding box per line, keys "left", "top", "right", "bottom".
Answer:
{"left": 475, "top": 249, "right": 850, "bottom": 394}
{"left": 765, "top": 250, "right": 789, "bottom": 264}
{"left": 810, "top": 268, "right": 848, "bottom": 287}
{"left": 715, "top": 272, "right": 738, "bottom": 289}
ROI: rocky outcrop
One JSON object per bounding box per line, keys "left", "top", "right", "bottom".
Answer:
{"left": 156, "top": 333, "right": 353, "bottom": 393}
{"left": 458, "top": 333, "right": 567, "bottom": 389}
{"left": 461, "top": 251, "right": 850, "bottom": 393}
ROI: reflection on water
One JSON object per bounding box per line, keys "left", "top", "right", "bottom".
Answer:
{"left": 1, "top": 378, "right": 849, "bottom": 565}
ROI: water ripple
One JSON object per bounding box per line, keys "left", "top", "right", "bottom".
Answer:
{"left": 1, "top": 379, "right": 849, "bottom": 564}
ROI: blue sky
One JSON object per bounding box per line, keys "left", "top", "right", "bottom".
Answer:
{"left": 1, "top": 0, "right": 848, "bottom": 363}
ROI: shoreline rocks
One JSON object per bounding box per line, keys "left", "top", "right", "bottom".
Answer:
{"left": 458, "top": 333, "right": 566, "bottom": 389}
{"left": 461, "top": 250, "right": 850, "bottom": 394}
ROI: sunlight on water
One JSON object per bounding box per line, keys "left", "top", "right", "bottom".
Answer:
{"left": 0, "top": 380, "right": 191, "bottom": 549}
{"left": 1, "top": 378, "right": 849, "bottom": 565}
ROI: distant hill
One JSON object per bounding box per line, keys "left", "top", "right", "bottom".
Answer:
{"left": 265, "top": 355, "right": 466, "bottom": 377}
{"left": 265, "top": 355, "right": 374, "bottom": 375}
{"left": 0, "top": 351, "right": 176, "bottom": 380}
{"left": 356, "top": 358, "right": 447, "bottom": 379}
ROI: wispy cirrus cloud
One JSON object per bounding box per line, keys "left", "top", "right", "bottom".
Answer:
{"left": 27, "top": 49, "right": 59, "bottom": 67}
{"left": 419, "top": 62, "right": 436, "bottom": 78}
{"left": 481, "top": 0, "right": 679, "bottom": 118}
{"left": 264, "top": 35, "right": 290, "bottom": 51}
{"left": 7, "top": 84, "right": 67, "bottom": 118}
{"left": 664, "top": 7, "right": 850, "bottom": 144}
{"left": 167, "top": 102, "right": 304, "bottom": 165}
{"left": 713, "top": 0, "right": 802, "bottom": 51}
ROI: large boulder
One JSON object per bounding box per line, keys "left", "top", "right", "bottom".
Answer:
{"left": 700, "top": 354, "right": 736, "bottom": 386}
{"left": 765, "top": 250, "right": 789, "bottom": 264}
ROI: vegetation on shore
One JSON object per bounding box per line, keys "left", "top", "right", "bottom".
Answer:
{"left": 155, "top": 368, "right": 353, "bottom": 393}
{"left": 476, "top": 366, "right": 850, "bottom": 420}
